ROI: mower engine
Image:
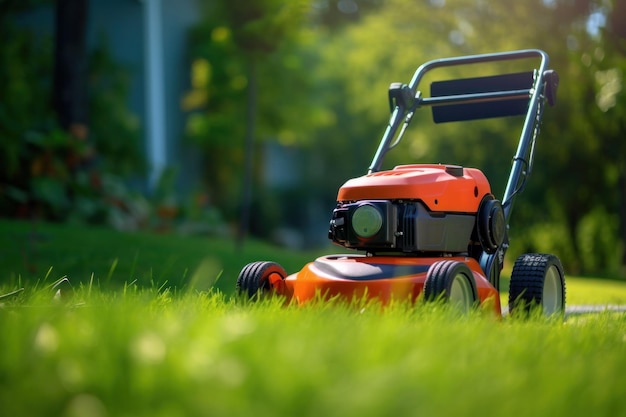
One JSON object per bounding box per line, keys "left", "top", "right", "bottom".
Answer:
{"left": 329, "top": 164, "right": 506, "bottom": 256}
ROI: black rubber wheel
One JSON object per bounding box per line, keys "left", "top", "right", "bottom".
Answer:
{"left": 424, "top": 260, "right": 478, "bottom": 312}
{"left": 479, "top": 252, "right": 502, "bottom": 292}
{"left": 236, "top": 261, "right": 287, "bottom": 299}
{"left": 508, "top": 253, "right": 566, "bottom": 316}
{"left": 476, "top": 195, "right": 505, "bottom": 254}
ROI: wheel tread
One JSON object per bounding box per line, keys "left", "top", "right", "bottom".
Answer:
{"left": 424, "top": 260, "right": 477, "bottom": 309}
{"left": 237, "top": 261, "right": 287, "bottom": 299}
{"left": 508, "top": 253, "right": 566, "bottom": 315}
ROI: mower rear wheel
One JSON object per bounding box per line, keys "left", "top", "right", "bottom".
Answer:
{"left": 508, "top": 253, "right": 565, "bottom": 316}
{"left": 236, "top": 261, "right": 287, "bottom": 300}
{"left": 424, "top": 260, "right": 477, "bottom": 312}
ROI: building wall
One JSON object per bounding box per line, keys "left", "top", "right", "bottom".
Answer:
{"left": 90, "top": 0, "right": 202, "bottom": 192}
{"left": 88, "top": 0, "right": 145, "bottom": 124}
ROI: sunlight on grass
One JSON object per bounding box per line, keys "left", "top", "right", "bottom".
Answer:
{"left": 566, "top": 277, "right": 626, "bottom": 305}
{"left": 186, "top": 257, "right": 224, "bottom": 292}
{"left": 1, "top": 285, "right": 625, "bottom": 417}
{"left": 499, "top": 275, "right": 626, "bottom": 310}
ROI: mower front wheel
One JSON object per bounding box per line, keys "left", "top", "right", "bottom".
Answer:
{"left": 236, "top": 261, "right": 287, "bottom": 300}
{"left": 424, "top": 260, "right": 478, "bottom": 312}
{"left": 508, "top": 253, "right": 565, "bottom": 317}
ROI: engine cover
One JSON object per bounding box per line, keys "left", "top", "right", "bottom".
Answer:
{"left": 337, "top": 164, "right": 491, "bottom": 213}
{"left": 329, "top": 165, "right": 493, "bottom": 254}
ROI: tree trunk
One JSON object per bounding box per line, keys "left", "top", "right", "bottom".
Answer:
{"left": 53, "top": 0, "right": 88, "bottom": 135}
{"left": 617, "top": 162, "right": 626, "bottom": 267}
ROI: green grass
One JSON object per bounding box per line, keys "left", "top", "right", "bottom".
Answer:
{"left": 2, "top": 220, "right": 626, "bottom": 416}
{"left": 1, "top": 288, "right": 625, "bottom": 417}
{"left": 0, "top": 219, "right": 326, "bottom": 294}
{"left": 565, "top": 277, "right": 626, "bottom": 305}
{"left": 498, "top": 276, "right": 626, "bottom": 309}
{"left": 4, "top": 219, "right": 626, "bottom": 303}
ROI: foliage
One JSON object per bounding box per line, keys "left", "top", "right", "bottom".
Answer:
{"left": 3, "top": 0, "right": 624, "bottom": 275}
{"left": 182, "top": 0, "right": 626, "bottom": 274}
{"left": 576, "top": 207, "right": 624, "bottom": 275}
{"left": 184, "top": 1, "right": 318, "bottom": 227}
{"left": 309, "top": 0, "right": 383, "bottom": 28}
{"left": 509, "top": 0, "right": 626, "bottom": 274}
{"left": 0, "top": 6, "right": 145, "bottom": 226}
{"left": 0, "top": 18, "right": 83, "bottom": 220}
{"left": 219, "top": 0, "right": 309, "bottom": 55}
{"left": 183, "top": 23, "right": 247, "bottom": 216}
{"left": 88, "top": 38, "right": 145, "bottom": 177}
{"left": 300, "top": 0, "right": 626, "bottom": 275}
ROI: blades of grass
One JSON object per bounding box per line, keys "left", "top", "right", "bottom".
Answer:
{"left": 49, "top": 276, "right": 74, "bottom": 301}
{"left": 47, "top": 276, "right": 68, "bottom": 289}
{"left": 180, "top": 267, "right": 189, "bottom": 288}
{"left": 0, "top": 287, "right": 24, "bottom": 301}
{"left": 123, "top": 279, "right": 138, "bottom": 297}
{"left": 129, "top": 252, "right": 139, "bottom": 282}
{"left": 213, "top": 269, "right": 224, "bottom": 287}
{"left": 106, "top": 258, "right": 119, "bottom": 286}
{"left": 88, "top": 272, "right": 95, "bottom": 298}
{"left": 32, "top": 267, "right": 55, "bottom": 292}
{"left": 43, "top": 266, "right": 54, "bottom": 283}
{"left": 157, "top": 280, "right": 169, "bottom": 293}
{"left": 155, "top": 256, "right": 178, "bottom": 288}
{"left": 186, "top": 257, "right": 223, "bottom": 294}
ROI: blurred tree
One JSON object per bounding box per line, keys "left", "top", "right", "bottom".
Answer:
{"left": 185, "top": 0, "right": 624, "bottom": 273}
{"left": 53, "top": 0, "right": 88, "bottom": 134}
{"left": 309, "top": 0, "right": 383, "bottom": 28}
{"left": 185, "top": 1, "right": 310, "bottom": 245}
{"left": 308, "top": 0, "right": 626, "bottom": 274}
{"left": 0, "top": 0, "right": 49, "bottom": 17}
{"left": 573, "top": 0, "right": 626, "bottom": 269}
{"left": 511, "top": 0, "right": 626, "bottom": 274}
{"left": 223, "top": 0, "right": 309, "bottom": 248}
{"left": 0, "top": 1, "right": 144, "bottom": 224}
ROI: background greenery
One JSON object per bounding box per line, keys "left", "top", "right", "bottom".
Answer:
{"left": 184, "top": 0, "right": 626, "bottom": 277}
{"left": 0, "top": 4, "right": 146, "bottom": 229}
{"left": 1, "top": 0, "right": 625, "bottom": 278}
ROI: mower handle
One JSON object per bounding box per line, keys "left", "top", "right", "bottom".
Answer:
{"left": 406, "top": 49, "right": 549, "bottom": 91}
{"left": 367, "top": 49, "right": 554, "bottom": 224}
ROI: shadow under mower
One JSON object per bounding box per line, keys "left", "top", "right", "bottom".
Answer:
{"left": 238, "top": 49, "right": 565, "bottom": 316}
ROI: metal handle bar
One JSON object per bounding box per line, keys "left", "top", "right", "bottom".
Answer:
{"left": 408, "top": 49, "right": 549, "bottom": 91}
{"left": 368, "top": 50, "right": 551, "bottom": 224}
{"left": 421, "top": 89, "right": 531, "bottom": 107}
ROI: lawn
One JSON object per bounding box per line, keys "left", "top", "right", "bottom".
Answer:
{"left": 1, "top": 219, "right": 626, "bottom": 417}
{"left": 1, "top": 288, "right": 625, "bottom": 417}
{"left": 0, "top": 219, "right": 324, "bottom": 294}
{"left": 3, "top": 219, "right": 626, "bottom": 305}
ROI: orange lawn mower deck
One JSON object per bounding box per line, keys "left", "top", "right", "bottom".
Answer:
{"left": 237, "top": 50, "right": 566, "bottom": 317}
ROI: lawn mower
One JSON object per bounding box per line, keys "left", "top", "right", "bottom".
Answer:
{"left": 237, "top": 49, "right": 565, "bottom": 316}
